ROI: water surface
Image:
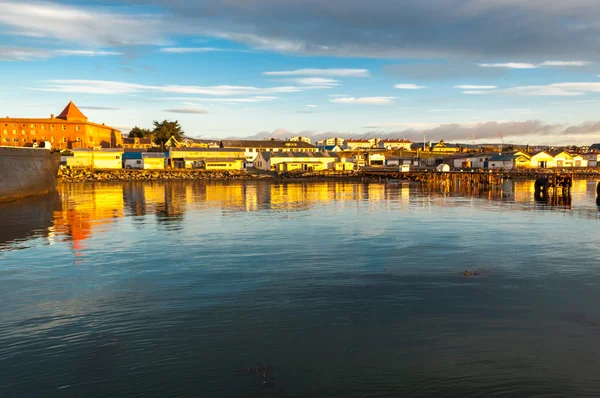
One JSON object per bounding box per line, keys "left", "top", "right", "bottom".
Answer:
{"left": 2, "top": 179, "right": 600, "bottom": 397}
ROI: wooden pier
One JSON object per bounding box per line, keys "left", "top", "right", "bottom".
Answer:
{"left": 360, "top": 169, "right": 505, "bottom": 189}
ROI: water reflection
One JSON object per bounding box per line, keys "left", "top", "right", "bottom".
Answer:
{"left": 0, "top": 193, "right": 59, "bottom": 251}
{"left": 1, "top": 178, "right": 599, "bottom": 253}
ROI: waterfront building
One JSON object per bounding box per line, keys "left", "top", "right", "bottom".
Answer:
{"left": 486, "top": 153, "right": 531, "bottom": 170}
{"left": 169, "top": 147, "right": 245, "bottom": 170}
{"left": 289, "top": 136, "right": 312, "bottom": 144}
{"left": 1, "top": 101, "right": 121, "bottom": 149}
{"left": 123, "top": 151, "right": 165, "bottom": 169}
{"left": 254, "top": 151, "right": 339, "bottom": 171}
{"left": 582, "top": 153, "right": 600, "bottom": 167}
{"left": 344, "top": 139, "right": 372, "bottom": 150}
{"left": 67, "top": 148, "right": 124, "bottom": 169}
{"left": 316, "top": 137, "right": 346, "bottom": 147}
{"left": 529, "top": 151, "right": 556, "bottom": 168}
{"left": 378, "top": 139, "right": 412, "bottom": 151}
{"left": 122, "top": 137, "right": 153, "bottom": 149}
{"left": 431, "top": 140, "right": 461, "bottom": 153}
{"left": 220, "top": 139, "right": 317, "bottom": 166}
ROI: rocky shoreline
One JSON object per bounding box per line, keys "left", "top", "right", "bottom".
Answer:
{"left": 57, "top": 168, "right": 361, "bottom": 183}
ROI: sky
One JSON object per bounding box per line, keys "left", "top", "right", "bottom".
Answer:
{"left": 2, "top": 0, "right": 600, "bottom": 145}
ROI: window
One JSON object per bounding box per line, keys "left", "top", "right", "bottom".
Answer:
{"left": 41, "top": 125, "right": 45, "bottom": 130}
{"left": 76, "top": 137, "right": 80, "bottom": 142}
{"left": 89, "top": 136, "right": 93, "bottom": 143}
{"left": 30, "top": 130, "right": 36, "bottom": 135}
{"left": 12, "top": 130, "right": 16, "bottom": 135}
{"left": 2, "top": 130, "right": 6, "bottom": 135}
{"left": 62, "top": 125, "right": 66, "bottom": 131}
{"left": 13, "top": 138, "right": 18, "bottom": 142}
{"left": 76, "top": 125, "right": 80, "bottom": 131}
{"left": 30, "top": 124, "right": 35, "bottom": 128}
{"left": 136, "top": 160, "right": 142, "bottom": 165}
{"left": 21, "top": 123, "right": 25, "bottom": 127}
{"left": 50, "top": 125, "right": 54, "bottom": 130}
{"left": 3, "top": 138, "right": 8, "bottom": 142}
{"left": 62, "top": 137, "right": 66, "bottom": 143}
{"left": 51, "top": 137, "right": 55, "bottom": 143}
{"left": 22, "top": 138, "right": 26, "bottom": 142}
{"left": 21, "top": 130, "right": 25, "bottom": 135}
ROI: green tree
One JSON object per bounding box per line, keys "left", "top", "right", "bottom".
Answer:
{"left": 152, "top": 120, "right": 184, "bottom": 147}
{"left": 128, "top": 126, "right": 152, "bottom": 138}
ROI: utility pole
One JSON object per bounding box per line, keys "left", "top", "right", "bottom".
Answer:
{"left": 497, "top": 132, "right": 504, "bottom": 153}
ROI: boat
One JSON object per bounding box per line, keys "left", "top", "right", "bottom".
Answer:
{"left": 0, "top": 146, "right": 61, "bottom": 202}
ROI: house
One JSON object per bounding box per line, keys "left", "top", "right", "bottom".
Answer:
{"left": 316, "top": 137, "right": 346, "bottom": 147}
{"left": 432, "top": 140, "right": 461, "bottom": 153}
{"left": 582, "top": 153, "right": 600, "bottom": 167}
{"left": 254, "top": 151, "right": 339, "bottom": 171}
{"left": 368, "top": 138, "right": 381, "bottom": 147}
{"left": 319, "top": 144, "right": 343, "bottom": 152}
{"left": 571, "top": 154, "right": 588, "bottom": 167}
{"left": 529, "top": 151, "right": 556, "bottom": 168}
{"left": 550, "top": 150, "right": 574, "bottom": 167}
{"left": 289, "top": 136, "right": 311, "bottom": 144}
{"left": 365, "top": 153, "right": 385, "bottom": 166}
{"left": 385, "top": 157, "right": 416, "bottom": 167}
{"left": 169, "top": 148, "right": 245, "bottom": 169}
{"left": 220, "top": 139, "right": 317, "bottom": 166}
{"left": 590, "top": 143, "right": 600, "bottom": 151}
{"left": 486, "top": 153, "right": 531, "bottom": 170}
{"left": 344, "top": 139, "right": 373, "bottom": 150}
{"left": 378, "top": 139, "right": 412, "bottom": 151}
{"left": 123, "top": 151, "right": 165, "bottom": 169}
{"left": 122, "top": 137, "right": 153, "bottom": 149}
{"left": 67, "top": 148, "right": 124, "bottom": 169}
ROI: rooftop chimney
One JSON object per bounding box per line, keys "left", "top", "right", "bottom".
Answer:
{"left": 50, "top": 114, "right": 54, "bottom": 119}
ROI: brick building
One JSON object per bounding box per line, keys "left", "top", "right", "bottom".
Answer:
{"left": 1, "top": 101, "right": 121, "bottom": 149}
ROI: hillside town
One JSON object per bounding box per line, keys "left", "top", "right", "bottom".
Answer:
{"left": 4, "top": 101, "right": 600, "bottom": 173}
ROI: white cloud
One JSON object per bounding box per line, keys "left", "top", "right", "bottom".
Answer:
{"left": 160, "top": 96, "right": 278, "bottom": 103}
{"left": 394, "top": 84, "right": 426, "bottom": 89}
{"left": 281, "top": 77, "right": 339, "bottom": 86}
{"left": 478, "top": 63, "right": 538, "bottom": 69}
{"left": 31, "top": 79, "right": 329, "bottom": 96}
{"left": 0, "top": 47, "right": 50, "bottom": 61}
{"left": 453, "top": 85, "right": 497, "bottom": 89}
{"left": 463, "top": 85, "right": 584, "bottom": 96}
{"left": 539, "top": 60, "right": 591, "bottom": 66}
{"left": 164, "top": 107, "right": 210, "bottom": 114}
{"left": 428, "top": 108, "right": 472, "bottom": 112}
{"left": 158, "top": 47, "right": 225, "bottom": 53}
{"left": 550, "top": 82, "right": 600, "bottom": 92}
{"left": 0, "top": 2, "right": 167, "bottom": 46}
{"left": 55, "top": 50, "right": 122, "bottom": 56}
{"left": 263, "top": 68, "right": 370, "bottom": 77}
{"left": 307, "top": 104, "right": 318, "bottom": 107}
{"left": 330, "top": 96, "right": 395, "bottom": 105}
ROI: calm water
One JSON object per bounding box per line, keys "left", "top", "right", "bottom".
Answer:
{"left": 2, "top": 179, "right": 600, "bottom": 397}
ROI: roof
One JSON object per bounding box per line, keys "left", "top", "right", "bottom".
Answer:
{"left": 323, "top": 145, "right": 341, "bottom": 150}
{"left": 170, "top": 147, "right": 244, "bottom": 153}
{"left": 203, "top": 158, "right": 244, "bottom": 162}
{"left": 380, "top": 139, "right": 412, "bottom": 143}
{"left": 221, "top": 139, "right": 316, "bottom": 149}
{"left": 73, "top": 148, "right": 123, "bottom": 153}
{"left": 488, "top": 153, "right": 528, "bottom": 161}
{"left": 260, "top": 151, "right": 337, "bottom": 161}
{"left": 57, "top": 101, "right": 88, "bottom": 122}
{"left": 590, "top": 143, "right": 600, "bottom": 150}
{"left": 345, "top": 139, "right": 370, "bottom": 143}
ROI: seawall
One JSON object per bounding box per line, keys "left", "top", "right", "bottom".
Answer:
{"left": 0, "top": 147, "right": 61, "bottom": 202}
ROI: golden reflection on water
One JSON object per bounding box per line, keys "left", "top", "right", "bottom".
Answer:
{"left": 1, "top": 179, "right": 599, "bottom": 252}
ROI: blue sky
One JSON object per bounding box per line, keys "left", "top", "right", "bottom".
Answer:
{"left": 2, "top": 1, "right": 600, "bottom": 145}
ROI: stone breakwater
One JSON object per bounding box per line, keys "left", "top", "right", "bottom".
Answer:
{"left": 58, "top": 168, "right": 267, "bottom": 182}
{"left": 57, "top": 168, "right": 360, "bottom": 183}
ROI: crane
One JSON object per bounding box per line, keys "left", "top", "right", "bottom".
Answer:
{"left": 497, "top": 132, "right": 504, "bottom": 153}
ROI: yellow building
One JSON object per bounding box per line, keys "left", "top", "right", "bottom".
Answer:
{"left": 1, "top": 101, "right": 121, "bottom": 149}
{"left": 67, "top": 148, "right": 124, "bottom": 169}
{"left": 432, "top": 140, "right": 461, "bottom": 153}
{"left": 169, "top": 148, "right": 245, "bottom": 169}
{"left": 254, "top": 151, "right": 339, "bottom": 171}
{"left": 122, "top": 137, "right": 153, "bottom": 149}
{"left": 529, "top": 151, "right": 556, "bottom": 168}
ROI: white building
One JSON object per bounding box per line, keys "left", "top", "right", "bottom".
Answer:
{"left": 221, "top": 139, "right": 317, "bottom": 166}
{"left": 289, "top": 136, "right": 312, "bottom": 144}
{"left": 378, "top": 139, "right": 412, "bottom": 151}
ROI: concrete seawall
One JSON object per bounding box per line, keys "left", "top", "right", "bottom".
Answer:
{"left": 0, "top": 147, "right": 61, "bottom": 202}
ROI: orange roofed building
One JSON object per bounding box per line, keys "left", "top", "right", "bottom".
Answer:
{"left": 1, "top": 101, "right": 122, "bottom": 149}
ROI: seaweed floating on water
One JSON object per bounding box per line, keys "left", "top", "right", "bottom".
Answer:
{"left": 462, "top": 269, "right": 485, "bottom": 277}
{"left": 235, "top": 363, "right": 277, "bottom": 389}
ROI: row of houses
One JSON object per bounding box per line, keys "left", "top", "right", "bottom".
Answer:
{"left": 449, "top": 150, "right": 600, "bottom": 170}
